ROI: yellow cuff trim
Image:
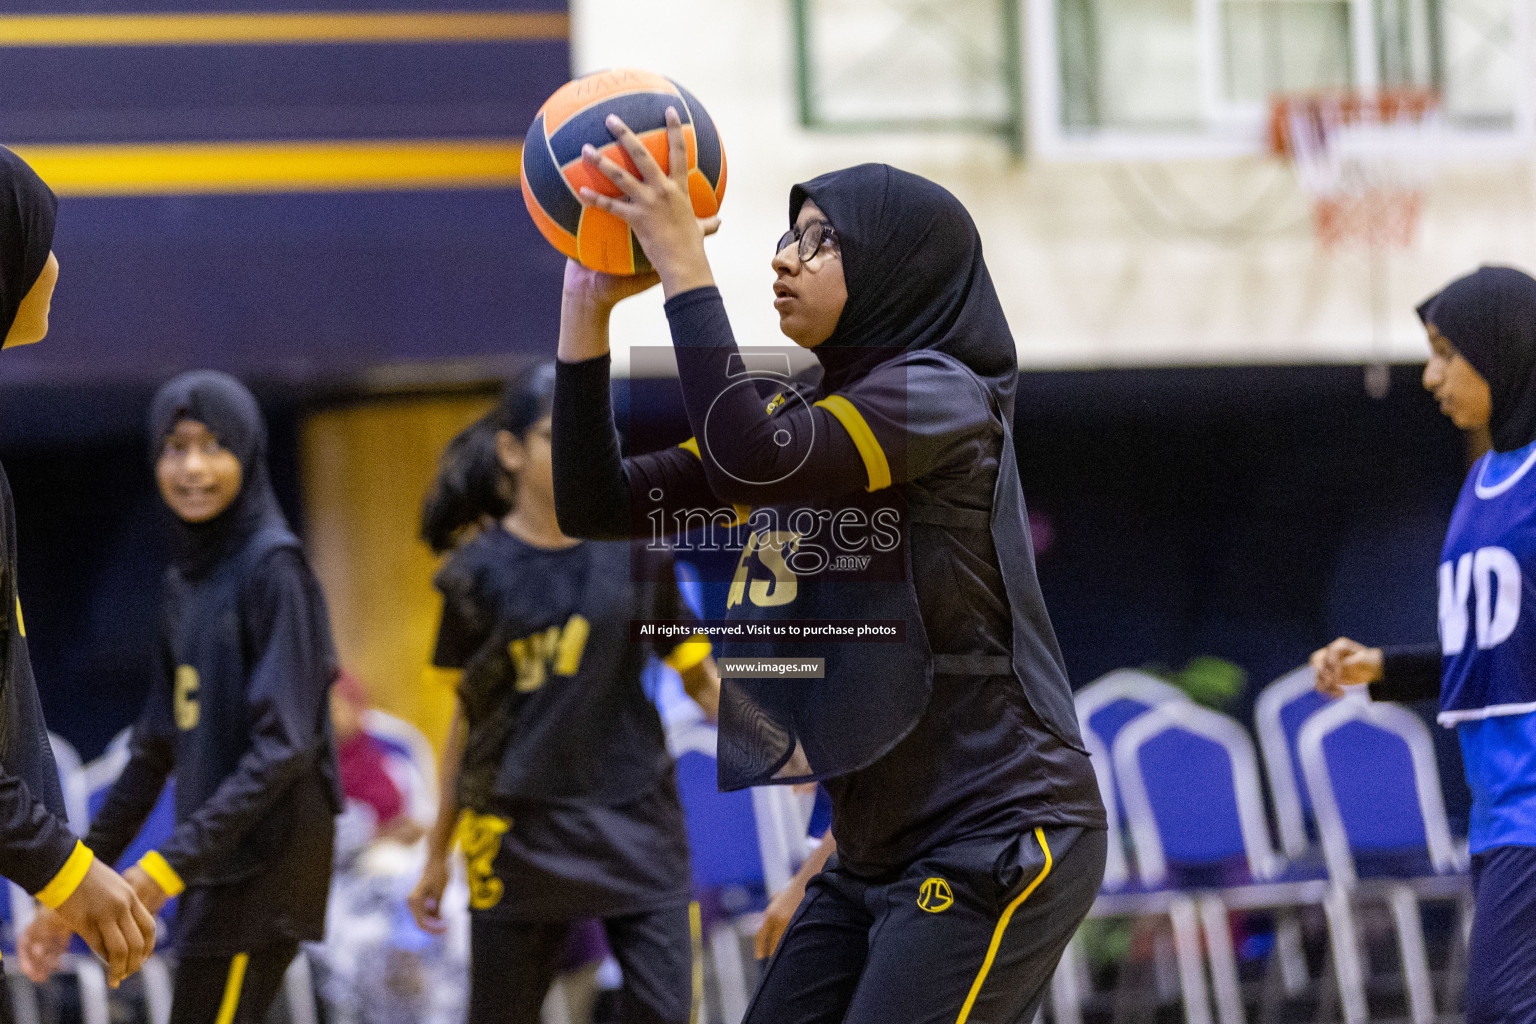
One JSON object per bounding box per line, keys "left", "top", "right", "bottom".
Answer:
{"left": 815, "top": 395, "right": 892, "bottom": 491}
{"left": 35, "top": 841, "right": 93, "bottom": 909}
{"left": 679, "top": 437, "right": 701, "bottom": 459}
{"left": 665, "top": 635, "right": 713, "bottom": 672}
{"left": 137, "top": 850, "right": 186, "bottom": 898}
{"left": 422, "top": 665, "right": 464, "bottom": 691}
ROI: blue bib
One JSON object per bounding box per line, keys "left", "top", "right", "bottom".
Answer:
{"left": 1438, "top": 439, "right": 1536, "bottom": 725}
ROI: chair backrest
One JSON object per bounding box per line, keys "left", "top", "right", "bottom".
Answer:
{"left": 1082, "top": 727, "right": 1130, "bottom": 892}
{"left": 359, "top": 709, "right": 438, "bottom": 827}
{"left": 1297, "top": 695, "right": 1464, "bottom": 886}
{"left": 667, "top": 722, "right": 768, "bottom": 896}
{"left": 1075, "top": 669, "right": 1191, "bottom": 753}
{"left": 48, "top": 732, "right": 90, "bottom": 836}
{"left": 1113, "top": 701, "right": 1283, "bottom": 888}
{"left": 1253, "top": 665, "right": 1331, "bottom": 858}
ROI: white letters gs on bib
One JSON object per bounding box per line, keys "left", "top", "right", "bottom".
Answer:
{"left": 1440, "top": 547, "right": 1522, "bottom": 655}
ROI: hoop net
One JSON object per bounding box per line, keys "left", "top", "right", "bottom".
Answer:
{"left": 1269, "top": 89, "right": 1440, "bottom": 249}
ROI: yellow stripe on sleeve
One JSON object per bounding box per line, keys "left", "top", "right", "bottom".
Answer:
{"left": 422, "top": 666, "right": 465, "bottom": 692}
{"left": 0, "top": 11, "right": 569, "bottom": 48}
{"left": 814, "top": 395, "right": 892, "bottom": 492}
{"left": 14, "top": 598, "right": 23, "bottom": 638}
{"left": 35, "top": 841, "right": 93, "bottom": 909}
{"left": 664, "top": 635, "right": 712, "bottom": 672}
{"left": 215, "top": 953, "right": 250, "bottom": 1024}
{"left": 954, "top": 828, "right": 1053, "bottom": 1023}
{"left": 137, "top": 850, "right": 186, "bottom": 898}
{"left": 678, "top": 437, "right": 701, "bottom": 459}
{"left": 689, "top": 901, "right": 704, "bottom": 1024}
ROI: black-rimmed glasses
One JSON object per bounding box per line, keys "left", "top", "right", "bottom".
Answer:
{"left": 775, "top": 221, "right": 838, "bottom": 264}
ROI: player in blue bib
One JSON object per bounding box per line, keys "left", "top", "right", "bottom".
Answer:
{"left": 1313, "top": 265, "right": 1536, "bottom": 1023}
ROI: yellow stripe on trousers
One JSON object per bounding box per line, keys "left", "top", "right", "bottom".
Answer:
{"left": 954, "top": 827, "right": 1053, "bottom": 1024}
{"left": 689, "top": 901, "right": 704, "bottom": 1024}
{"left": 215, "top": 953, "right": 250, "bottom": 1024}
{"left": 7, "top": 140, "right": 521, "bottom": 197}
{"left": 0, "top": 11, "right": 568, "bottom": 47}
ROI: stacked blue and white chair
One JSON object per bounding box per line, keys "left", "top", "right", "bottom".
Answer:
{"left": 1050, "top": 671, "right": 1192, "bottom": 1024}
{"left": 1112, "top": 696, "right": 1358, "bottom": 1024}
{"left": 1297, "top": 689, "right": 1470, "bottom": 1024}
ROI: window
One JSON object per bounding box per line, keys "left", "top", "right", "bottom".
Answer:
{"left": 1028, "top": 0, "right": 1532, "bottom": 156}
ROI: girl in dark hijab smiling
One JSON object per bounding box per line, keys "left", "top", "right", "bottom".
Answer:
{"left": 0, "top": 146, "right": 158, "bottom": 993}
{"left": 24, "top": 372, "right": 342, "bottom": 1024}
{"left": 550, "top": 115, "right": 1104, "bottom": 1024}
{"left": 1313, "top": 266, "right": 1536, "bottom": 1022}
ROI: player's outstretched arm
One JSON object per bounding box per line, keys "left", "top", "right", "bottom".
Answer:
{"left": 755, "top": 833, "right": 834, "bottom": 960}
{"left": 1310, "top": 638, "right": 1441, "bottom": 702}
{"left": 409, "top": 705, "right": 466, "bottom": 935}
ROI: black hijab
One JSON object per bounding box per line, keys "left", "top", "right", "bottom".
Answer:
{"left": 789, "top": 163, "right": 1017, "bottom": 400}
{"left": 1417, "top": 265, "right": 1536, "bottom": 453}
{"left": 149, "top": 371, "right": 288, "bottom": 579}
{"left": 1, "top": 146, "right": 57, "bottom": 340}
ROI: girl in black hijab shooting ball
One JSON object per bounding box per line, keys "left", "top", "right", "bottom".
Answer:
{"left": 0, "top": 145, "right": 157, "bottom": 994}
{"left": 551, "top": 115, "right": 1105, "bottom": 1023}
{"left": 23, "top": 371, "right": 342, "bottom": 1024}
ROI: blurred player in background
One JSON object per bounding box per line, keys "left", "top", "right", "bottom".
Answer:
{"left": 23, "top": 371, "right": 342, "bottom": 1024}
{"left": 408, "top": 364, "right": 720, "bottom": 1024}
{"left": 551, "top": 112, "right": 1105, "bottom": 1024}
{"left": 1314, "top": 266, "right": 1536, "bottom": 1024}
{"left": 0, "top": 146, "right": 157, "bottom": 993}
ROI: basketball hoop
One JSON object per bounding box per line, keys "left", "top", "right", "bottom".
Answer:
{"left": 1270, "top": 89, "right": 1441, "bottom": 397}
{"left": 1269, "top": 89, "right": 1440, "bottom": 250}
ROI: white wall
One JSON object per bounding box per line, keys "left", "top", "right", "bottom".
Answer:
{"left": 572, "top": 0, "right": 1536, "bottom": 371}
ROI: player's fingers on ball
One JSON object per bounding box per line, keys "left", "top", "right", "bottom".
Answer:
{"left": 577, "top": 188, "right": 629, "bottom": 222}
{"left": 665, "top": 107, "right": 688, "bottom": 183}
{"left": 699, "top": 216, "right": 722, "bottom": 237}
{"left": 605, "top": 114, "right": 664, "bottom": 183}
{"left": 582, "top": 144, "right": 642, "bottom": 198}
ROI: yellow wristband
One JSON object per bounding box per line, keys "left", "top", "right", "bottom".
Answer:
{"left": 35, "top": 841, "right": 94, "bottom": 909}
{"left": 664, "top": 635, "right": 712, "bottom": 672}
{"left": 137, "top": 850, "right": 185, "bottom": 898}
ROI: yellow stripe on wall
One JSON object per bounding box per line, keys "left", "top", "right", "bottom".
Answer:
{"left": 8, "top": 139, "right": 521, "bottom": 196}
{"left": 0, "top": 11, "right": 568, "bottom": 47}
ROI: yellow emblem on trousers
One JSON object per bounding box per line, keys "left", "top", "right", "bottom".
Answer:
{"left": 766, "top": 392, "right": 787, "bottom": 415}
{"left": 917, "top": 877, "right": 954, "bottom": 913}
{"left": 458, "top": 811, "right": 511, "bottom": 910}
{"left": 173, "top": 665, "right": 200, "bottom": 731}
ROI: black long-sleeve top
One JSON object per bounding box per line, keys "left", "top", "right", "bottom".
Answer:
{"left": 553, "top": 286, "right": 1105, "bottom": 874}
{"left": 85, "top": 545, "right": 339, "bottom": 889}
{"left": 1369, "top": 644, "right": 1443, "bottom": 703}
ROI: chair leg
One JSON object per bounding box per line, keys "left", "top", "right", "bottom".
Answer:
{"left": 1321, "top": 886, "right": 1369, "bottom": 1024}
{"left": 712, "top": 922, "right": 751, "bottom": 1024}
{"left": 1198, "top": 896, "right": 1246, "bottom": 1024}
{"left": 283, "top": 948, "right": 320, "bottom": 1024}
{"left": 5, "top": 970, "right": 42, "bottom": 1024}
{"left": 69, "top": 955, "right": 110, "bottom": 1024}
{"left": 1169, "top": 896, "right": 1214, "bottom": 1024}
{"left": 141, "top": 954, "right": 173, "bottom": 1024}
{"left": 1387, "top": 885, "right": 1435, "bottom": 1024}
{"left": 1050, "top": 935, "right": 1085, "bottom": 1024}
{"left": 1274, "top": 910, "right": 1308, "bottom": 997}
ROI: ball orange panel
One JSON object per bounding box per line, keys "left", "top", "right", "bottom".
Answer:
{"left": 576, "top": 207, "right": 636, "bottom": 276}
{"left": 687, "top": 168, "right": 719, "bottom": 218}
{"left": 541, "top": 69, "right": 682, "bottom": 129}
{"left": 522, "top": 185, "right": 579, "bottom": 261}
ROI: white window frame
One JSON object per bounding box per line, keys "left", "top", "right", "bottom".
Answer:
{"left": 1024, "top": 0, "right": 1536, "bottom": 160}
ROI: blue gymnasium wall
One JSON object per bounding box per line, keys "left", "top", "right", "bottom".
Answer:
{"left": 0, "top": 0, "right": 569, "bottom": 385}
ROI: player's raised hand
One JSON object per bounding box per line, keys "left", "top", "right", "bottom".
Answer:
{"left": 1310, "top": 637, "right": 1383, "bottom": 697}
{"left": 578, "top": 108, "right": 720, "bottom": 298}
{"left": 51, "top": 858, "right": 157, "bottom": 987}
